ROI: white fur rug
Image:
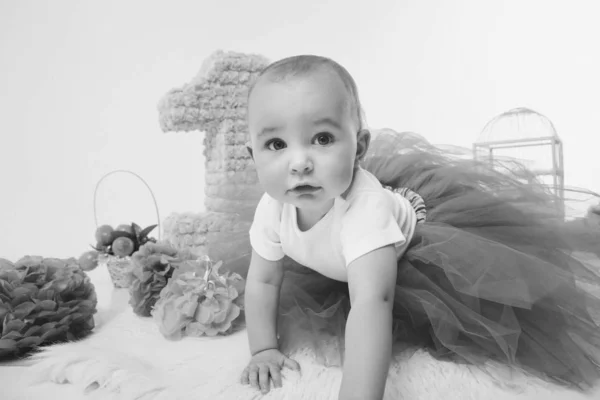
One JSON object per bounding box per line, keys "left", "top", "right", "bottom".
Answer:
{"left": 17, "top": 270, "right": 600, "bottom": 400}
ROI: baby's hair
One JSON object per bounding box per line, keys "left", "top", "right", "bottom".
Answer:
{"left": 248, "top": 55, "right": 367, "bottom": 131}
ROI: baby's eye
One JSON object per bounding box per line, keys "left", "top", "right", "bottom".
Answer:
{"left": 266, "top": 139, "right": 286, "bottom": 151}
{"left": 314, "top": 133, "right": 334, "bottom": 146}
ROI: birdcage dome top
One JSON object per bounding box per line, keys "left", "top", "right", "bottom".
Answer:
{"left": 475, "top": 107, "right": 560, "bottom": 145}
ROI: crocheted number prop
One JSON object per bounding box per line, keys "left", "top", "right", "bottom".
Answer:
{"left": 158, "top": 51, "right": 270, "bottom": 278}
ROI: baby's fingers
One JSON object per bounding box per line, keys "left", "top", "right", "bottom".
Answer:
{"left": 240, "top": 368, "right": 249, "bottom": 385}
{"left": 248, "top": 365, "right": 260, "bottom": 390}
{"left": 269, "top": 362, "right": 283, "bottom": 388}
{"left": 283, "top": 356, "right": 301, "bottom": 372}
{"left": 259, "top": 364, "right": 271, "bottom": 393}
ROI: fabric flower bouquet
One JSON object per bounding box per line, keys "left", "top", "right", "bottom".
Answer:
{"left": 0, "top": 256, "right": 97, "bottom": 359}
{"left": 78, "top": 225, "right": 245, "bottom": 340}
{"left": 127, "top": 242, "right": 245, "bottom": 339}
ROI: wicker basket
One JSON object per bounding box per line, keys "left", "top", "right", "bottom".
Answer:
{"left": 99, "top": 254, "right": 133, "bottom": 288}
{"left": 93, "top": 169, "right": 161, "bottom": 289}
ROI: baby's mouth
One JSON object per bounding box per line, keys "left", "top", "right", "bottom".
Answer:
{"left": 290, "top": 184, "right": 321, "bottom": 194}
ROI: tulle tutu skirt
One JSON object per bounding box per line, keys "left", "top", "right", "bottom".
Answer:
{"left": 222, "top": 132, "right": 600, "bottom": 390}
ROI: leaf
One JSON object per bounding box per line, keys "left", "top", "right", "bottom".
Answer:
{"left": 110, "top": 231, "right": 136, "bottom": 242}
{"left": 90, "top": 244, "right": 108, "bottom": 252}
{"left": 139, "top": 225, "right": 157, "bottom": 240}
{"left": 132, "top": 222, "right": 142, "bottom": 236}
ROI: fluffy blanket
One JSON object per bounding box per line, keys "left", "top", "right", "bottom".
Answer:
{"left": 15, "top": 270, "right": 599, "bottom": 400}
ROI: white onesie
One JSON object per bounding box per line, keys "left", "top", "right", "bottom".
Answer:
{"left": 249, "top": 168, "right": 417, "bottom": 282}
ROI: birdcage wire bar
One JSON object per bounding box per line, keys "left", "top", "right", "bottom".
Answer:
{"left": 473, "top": 108, "right": 565, "bottom": 216}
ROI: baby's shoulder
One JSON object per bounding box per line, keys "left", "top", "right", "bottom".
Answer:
{"left": 344, "top": 169, "right": 395, "bottom": 211}
{"left": 345, "top": 189, "right": 396, "bottom": 216}
{"left": 254, "top": 192, "right": 284, "bottom": 223}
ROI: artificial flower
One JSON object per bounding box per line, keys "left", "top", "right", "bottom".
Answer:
{"left": 128, "top": 242, "right": 196, "bottom": 317}
{"left": 152, "top": 257, "right": 245, "bottom": 339}
{"left": 0, "top": 256, "right": 97, "bottom": 359}
{"left": 185, "top": 284, "right": 242, "bottom": 337}
{"left": 152, "top": 287, "right": 200, "bottom": 340}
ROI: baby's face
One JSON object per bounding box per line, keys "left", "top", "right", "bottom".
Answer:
{"left": 247, "top": 69, "right": 358, "bottom": 215}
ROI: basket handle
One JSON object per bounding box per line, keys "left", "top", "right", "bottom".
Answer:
{"left": 93, "top": 169, "right": 161, "bottom": 240}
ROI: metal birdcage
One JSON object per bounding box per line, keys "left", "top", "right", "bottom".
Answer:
{"left": 473, "top": 107, "right": 565, "bottom": 212}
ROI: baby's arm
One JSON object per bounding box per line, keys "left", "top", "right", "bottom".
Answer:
{"left": 245, "top": 248, "right": 284, "bottom": 355}
{"left": 339, "top": 244, "right": 398, "bottom": 400}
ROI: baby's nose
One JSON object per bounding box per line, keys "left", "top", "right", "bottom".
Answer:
{"left": 289, "top": 153, "right": 313, "bottom": 174}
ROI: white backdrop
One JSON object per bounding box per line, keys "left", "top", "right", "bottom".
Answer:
{"left": 1, "top": 0, "right": 599, "bottom": 262}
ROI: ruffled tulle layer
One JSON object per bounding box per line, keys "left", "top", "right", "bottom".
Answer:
{"left": 277, "top": 133, "right": 600, "bottom": 391}
{"left": 217, "top": 132, "right": 600, "bottom": 390}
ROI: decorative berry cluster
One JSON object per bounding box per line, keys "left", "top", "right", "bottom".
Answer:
{"left": 78, "top": 223, "right": 157, "bottom": 271}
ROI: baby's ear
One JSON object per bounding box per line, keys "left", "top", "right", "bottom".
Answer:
{"left": 246, "top": 142, "right": 254, "bottom": 159}
{"left": 356, "top": 129, "right": 371, "bottom": 161}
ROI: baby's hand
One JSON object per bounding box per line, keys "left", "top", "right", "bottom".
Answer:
{"left": 240, "top": 348, "right": 300, "bottom": 394}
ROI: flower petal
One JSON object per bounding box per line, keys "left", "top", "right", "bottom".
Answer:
{"left": 0, "top": 339, "right": 17, "bottom": 349}
{"left": 3, "top": 319, "right": 25, "bottom": 334}
{"left": 185, "top": 322, "right": 206, "bottom": 337}
{"left": 195, "top": 304, "right": 214, "bottom": 324}
{"left": 23, "top": 325, "right": 41, "bottom": 337}
{"left": 0, "top": 303, "right": 10, "bottom": 321}
{"left": 17, "top": 336, "right": 43, "bottom": 348}
{"left": 12, "top": 302, "right": 36, "bottom": 319}
{"left": 204, "top": 326, "right": 220, "bottom": 337}
{"left": 2, "top": 331, "right": 23, "bottom": 341}
{"left": 14, "top": 256, "right": 43, "bottom": 269}
{"left": 212, "top": 300, "right": 232, "bottom": 324}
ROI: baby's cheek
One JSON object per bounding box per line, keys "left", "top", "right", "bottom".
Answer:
{"left": 258, "top": 171, "right": 280, "bottom": 192}
{"left": 254, "top": 163, "right": 277, "bottom": 188}
{"left": 332, "top": 161, "right": 354, "bottom": 192}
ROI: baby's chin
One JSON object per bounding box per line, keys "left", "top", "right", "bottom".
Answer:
{"left": 267, "top": 185, "right": 346, "bottom": 206}
{"left": 288, "top": 192, "right": 338, "bottom": 213}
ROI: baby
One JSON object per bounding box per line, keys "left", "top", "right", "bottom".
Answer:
{"left": 240, "top": 56, "right": 411, "bottom": 399}
{"left": 239, "top": 55, "right": 600, "bottom": 399}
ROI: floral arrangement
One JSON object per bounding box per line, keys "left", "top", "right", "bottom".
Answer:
{"left": 79, "top": 222, "right": 158, "bottom": 269}
{"left": 124, "top": 241, "right": 245, "bottom": 339}
{"left": 127, "top": 242, "right": 196, "bottom": 317}
{"left": 151, "top": 251, "right": 245, "bottom": 339}
{"left": 0, "top": 256, "right": 97, "bottom": 359}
